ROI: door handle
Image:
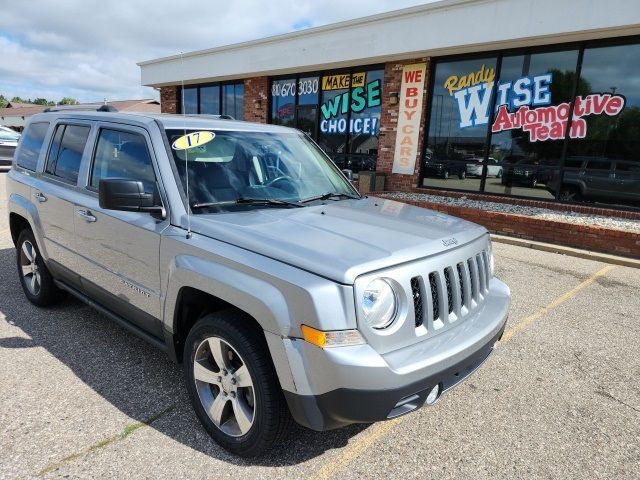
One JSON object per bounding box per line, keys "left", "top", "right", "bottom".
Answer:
{"left": 32, "top": 192, "right": 47, "bottom": 203}
{"left": 76, "top": 209, "right": 97, "bottom": 223}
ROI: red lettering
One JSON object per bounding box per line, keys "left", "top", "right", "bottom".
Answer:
{"left": 400, "top": 147, "right": 411, "bottom": 156}
{"left": 406, "top": 87, "right": 418, "bottom": 97}
{"left": 404, "top": 98, "right": 418, "bottom": 109}
{"left": 591, "top": 94, "right": 609, "bottom": 115}
{"left": 404, "top": 70, "right": 420, "bottom": 83}
{"left": 605, "top": 96, "right": 624, "bottom": 116}
{"left": 404, "top": 110, "right": 416, "bottom": 121}
{"left": 492, "top": 105, "right": 513, "bottom": 132}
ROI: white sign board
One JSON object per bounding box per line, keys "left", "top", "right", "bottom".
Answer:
{"left": 392, "top": 63, "right": 427, "bottom": 175}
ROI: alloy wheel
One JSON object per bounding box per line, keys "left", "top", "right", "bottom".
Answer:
{"left": 20, "top": 240, "right": 41, "bottom": 296}
{"left": 193, "top": 336, "right": 255, "bottom": 437}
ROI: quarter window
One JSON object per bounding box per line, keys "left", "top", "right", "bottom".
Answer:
{"left": 17, "top": 122, "right": 49, "bottom": 171}
{"left": 45, "top": 124, "right": 90, "bottom": 183}
{"left": 90, "top": 129, "right": 156, "bottom": 194}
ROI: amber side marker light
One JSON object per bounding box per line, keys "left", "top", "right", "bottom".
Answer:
{"left": 301, "top": 325, "right": 365, "bottom": 348}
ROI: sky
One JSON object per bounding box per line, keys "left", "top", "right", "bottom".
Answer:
{"left": 0, "top": 0, "right": 434, "bottom": 104}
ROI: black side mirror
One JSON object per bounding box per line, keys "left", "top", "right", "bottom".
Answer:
{"left": 99, "top": 179, "right": 164, "bottom": 216}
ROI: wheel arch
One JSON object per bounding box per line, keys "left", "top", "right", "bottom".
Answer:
{"left": 164, "top": 256, "right": 293, "bottom": 363}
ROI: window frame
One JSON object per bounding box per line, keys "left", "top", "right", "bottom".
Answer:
{"left": 43, "top": 121, "right": 93, "bottom": 186}
{"left": 87, "top": 126, "right": 159, "bottom": 194}
{"left": 418, "top": 34, "right": 640, "bottom": 210}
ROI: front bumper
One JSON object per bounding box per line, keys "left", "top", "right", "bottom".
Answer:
{"left": 281, "top": 278, "right": 510, "bottom": 430}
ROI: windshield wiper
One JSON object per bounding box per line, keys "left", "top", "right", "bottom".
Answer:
{"left": 298, "top": 192, "right": 361, "bottom": 204}
{"left": 236, "top": 197, "right": 304, "bottom": 208}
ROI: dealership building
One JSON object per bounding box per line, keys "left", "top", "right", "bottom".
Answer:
{"left": 138, "top": 0, "right": 640, "bottom": 219}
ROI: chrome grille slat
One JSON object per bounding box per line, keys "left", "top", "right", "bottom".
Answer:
{"left": 428, "top": 272, "right": 440, "bottom": 323}
{"left": 476, "top": 254, "right": 486, "bottom": 294}
{"left": 468, "top": 257, "right": 479, "bottom": 301}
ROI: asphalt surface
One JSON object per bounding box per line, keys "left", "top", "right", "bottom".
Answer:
{"left": 0, "top": 172, "right": 638, "bottom": 479}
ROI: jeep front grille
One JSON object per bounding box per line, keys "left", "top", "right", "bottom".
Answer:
{"left": 413, "top": 249, "right": 491, "bottom": 329}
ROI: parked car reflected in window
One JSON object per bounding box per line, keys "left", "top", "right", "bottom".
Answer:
{"left": 548, "top": 157, "right": 640, "bottom": 206}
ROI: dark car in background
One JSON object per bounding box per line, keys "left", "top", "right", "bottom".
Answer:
{"left": 547, "top": 157, "right": 640, "bottom": 205}
{"left": 423, "top": 154, "right": 467, "bottom": 179}
{"left": 500, "top": 156, "right": 550, "bottom": 188}
{"left": 0, "top": 127, "right": 20, "bottom": 168}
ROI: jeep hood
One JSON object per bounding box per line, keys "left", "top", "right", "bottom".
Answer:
{"left": 188, "top": 197, "right": 487, "bottom": 284}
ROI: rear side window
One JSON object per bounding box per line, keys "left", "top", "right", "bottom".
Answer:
{"left": 585, "top": 159, "right": 612, "bottom": 171}
{"left": 17, "top": 122, "right": 49, "bottom": 171}
{"left": 90, "top": 129, "right": 156, "bottom": 193}
{"left": 45, "top": 124, "right": 91, "bottom": 183}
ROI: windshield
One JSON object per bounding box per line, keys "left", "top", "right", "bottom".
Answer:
{"left": 165, "top": 129, "right": 358, "bottom": 212}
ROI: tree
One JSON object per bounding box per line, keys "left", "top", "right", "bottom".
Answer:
{"left": 32, "top": 98, "right": 55, "bottom": 106}
{"left": 0, "top": 95, "right": 7, "bottom": 108}
{"left": 10, "top": 96, "right": 28, "bottom": 104}
{"left": 58, "top": 97, "right": 79, "bottom": 105}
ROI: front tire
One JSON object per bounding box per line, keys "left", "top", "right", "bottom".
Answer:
{"left": 16, "top": 229, "right": 63, "bottom": 307}
{"left": 458, "top": 170, "right": 466, "bottom": 180}
{"left": 183, "top": 311, "right": 291, "bottom": 457}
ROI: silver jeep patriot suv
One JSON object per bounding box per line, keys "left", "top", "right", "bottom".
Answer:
{"left": 7, "top": 108, "right": 510, "bottom": 457}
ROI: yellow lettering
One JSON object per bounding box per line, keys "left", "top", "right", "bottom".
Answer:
{"left": 443, "top": 64, "right": 495, "bottom": 96}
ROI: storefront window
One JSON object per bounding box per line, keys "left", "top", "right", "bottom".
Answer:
{"left": 183, "top": 87, "right": 198, "bottom": 114}
{"left": 223, "top": 83, "right": 244, "bottom": 120}
{"left": 486, "top": 49, "right": 579, "bottom": 198}
{"left": 562, "top": 43, "right": 640, "bottom": 208}
{"left": 316, "top": 69, "right": 384, "bottom": 172}
{"left": 200, "top": 85, "right": 220, "bottom": 115}
{"left": 271, "top": 78, "right": 296, "bottom": 127}
{"left": 181, "top": 82, "right": 243, "bottom": 119}
{"left": 423, "top": 57, "right": 497, "bottom": 191}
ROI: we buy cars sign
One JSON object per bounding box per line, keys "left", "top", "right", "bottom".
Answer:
{"left": 392, "top": 63, "right": 426, "bottom": 175}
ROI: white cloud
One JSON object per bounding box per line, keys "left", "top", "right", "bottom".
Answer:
{"left": 0, "top": 0, "right": 433, "bottom": 103}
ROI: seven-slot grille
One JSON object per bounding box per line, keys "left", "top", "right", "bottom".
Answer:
{"left": 412, "top": 250, "right": 491, "bottom": 330}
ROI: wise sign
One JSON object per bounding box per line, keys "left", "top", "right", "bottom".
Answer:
{"left": 392, "top": 63, "right": 426, "bottom": 174}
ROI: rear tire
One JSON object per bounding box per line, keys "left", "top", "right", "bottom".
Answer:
{"left": 458, "top": 170, "right": 466, "bottom": 180}
{"left": 16, "top": 229, "right": 63, "bottom": 307}
{"left": 442, "top": 170, "right": 449, "bottom": 180}
{"left": 559, "top": 185, "right": 581, "bottom": 202}
{"left": 183, "top": 310, "right": 292, "bottom": 457}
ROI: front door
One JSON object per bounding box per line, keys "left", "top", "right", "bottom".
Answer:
{"left": 73, "top": 125, "right": 168, "bottom": 338}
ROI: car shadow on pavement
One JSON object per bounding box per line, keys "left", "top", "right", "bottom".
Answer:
{"left": 0, "top": 247, "right": 366, "bottom": 467}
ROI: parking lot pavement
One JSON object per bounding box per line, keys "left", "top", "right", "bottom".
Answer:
{"left": 0, "top": 171, "right": 638, "bottom": 479}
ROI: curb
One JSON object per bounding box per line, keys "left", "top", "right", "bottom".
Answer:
{"left": 491, "top": 234, "right": 640, "bottom": 269}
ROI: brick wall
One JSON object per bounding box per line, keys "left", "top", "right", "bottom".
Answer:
{"left": 389, "top": 197, "right": 640, "bottom": 258}
{"left": 160, "top": 86, "right": 179, "bottom": 114}
{"left": 243, "top": 77, "right": 269, "bottom": 123}
{"left": 376, "top": 57, "right": 430, "bottom": 192}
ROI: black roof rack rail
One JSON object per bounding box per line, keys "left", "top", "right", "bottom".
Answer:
{"left": 44, "top": 104, "right": 118, "bottom": 113}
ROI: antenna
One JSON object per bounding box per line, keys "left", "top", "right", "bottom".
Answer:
{"left": 180, "top": 51, "right": 192, "bottom": 239}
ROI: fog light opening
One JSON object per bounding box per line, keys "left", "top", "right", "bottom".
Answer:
{"left": 426, "top": 384, "right": 441, "bottom": 406}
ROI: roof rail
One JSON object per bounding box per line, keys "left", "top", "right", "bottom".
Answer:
{"left": 44, "top": 104, "right": 118, "bottom": 113}
{"left": 186, "top": 114, "right": 235, "bottom": 120}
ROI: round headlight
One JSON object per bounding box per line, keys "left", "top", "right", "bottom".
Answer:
{"left": 362, "top": 278, "right": 398, "bottom": 329}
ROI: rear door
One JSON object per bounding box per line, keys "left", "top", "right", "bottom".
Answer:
{"left": 73, "top": 124, "right": 168, "bottom": 337}
{"left": 582, "top": 159, "right": 614, "bottom": 198}
{"left": 613, "top": 161, "right": 640, "bottom": 203}
{"left": 32, "top": 121, "right": 92, "bottom": 275}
